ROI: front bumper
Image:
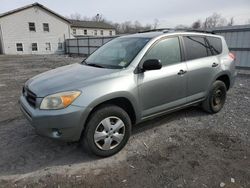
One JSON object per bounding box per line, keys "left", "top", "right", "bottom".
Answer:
{"left": 20, "top": 95, "right": 90, "bottom": 142}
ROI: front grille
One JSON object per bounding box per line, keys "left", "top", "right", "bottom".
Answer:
{"left": 23, "top": 87, "right": 37, "bottom": 108}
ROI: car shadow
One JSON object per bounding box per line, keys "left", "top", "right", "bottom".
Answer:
{"left": 0, "top": 106, "right": 208, "bottom": 177}
{"left": 132, "top": 106, "right": 208, "bottom": 135}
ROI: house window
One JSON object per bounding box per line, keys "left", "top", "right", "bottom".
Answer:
{"left": 100, "top": 30, "right": 104, "bottom": 35}
{"left": 29, "top": 22, "right": 36, "bottom": 31}
{"left": 58, "top": 42, "right": 63, "bottom": 50}
{"left": 45, "top": 43, "right": 51, "bottom": 51}
{"left": 109, "top": 30, "right": 112, "bottom": 36}
{"left": 32, "top": 43, "right": 38, "bottom": 51}
{"left": 94, "top": 30, "right": 97, "bottom": 36}
{"left": 84, "top": 30, "right": 87, "bottom": 35}
{"left": 16, "top": 43, "right": 23, "bottom": 51}
{"left": 43, "top": 23, "right": 49, "bottom": 32}
{"left": 73, "top": 29, "right": 76, "bottom": 35}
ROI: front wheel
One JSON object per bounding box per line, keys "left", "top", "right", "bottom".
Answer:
{"left": 81, "top": 105, "right": 131, "bottom": 157}
{"left": 202, "top": 80, "right": 227, "bottom": 113}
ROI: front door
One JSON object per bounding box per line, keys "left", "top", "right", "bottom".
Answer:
{"left": 137, "top": 37, "right": 187, "bottom": 118}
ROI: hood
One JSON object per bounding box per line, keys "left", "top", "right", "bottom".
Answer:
{"left": 26, "top": 63, "right": 120, "bottom": 97}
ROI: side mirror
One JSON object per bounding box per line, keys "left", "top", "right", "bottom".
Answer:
{"left": 142, "top": 59, "right": 162, "bottom": 71}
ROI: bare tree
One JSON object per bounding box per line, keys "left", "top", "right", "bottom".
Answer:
{"left": 82, "top": 16, "right": 91, "bottom": 21}
{"left": 134, "top": 21, "right": 142, "bottom": 29}
{"left": 227, "top": 17, "right": 234, "bottom": 26}
{"left": 113, "top": 20, "right": 152, "bottom": 34}
{"left": 203, "top": 13, "right": 227, "bottom": 29}
{"left": 175, "top": 24, "right": 189, "bottom": 29}
{"left": 92, "top": 14, "right": 105, "bottom": 22}
{"left": 191, "top": 20, "right": 202, "bottom": 29}
{"left": 112, "top": 23, "right": 121, "bottom": 32}
{"left": 69, "top": 13, "right": 106, "bottom": 22}
{"left": 68, "top": 12, "right": 153, "bottom": 34}
{"left": 145, "top": 24, "right": 152, "bottom": 30}
{"left": 121, "top": 21, "right": 132, "bottom": 33}
{"left": 69, "top": 13, "right": 82, "bottom": 20}
{"left": 153, "top": 19, "right": 159, "bottom": 29}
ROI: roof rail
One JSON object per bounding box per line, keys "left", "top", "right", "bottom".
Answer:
{"left": 138, "top": 28, "right": 173, "bottom": 33}
{"left": 138, "top": 28, "right": 215, "bottom": 34}
{"left": 166, "top": 28, "right": 215, "bottom": 34}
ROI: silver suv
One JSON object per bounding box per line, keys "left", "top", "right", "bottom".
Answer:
{"left": 20, "top": 29, "right": 236, "bottom": 157}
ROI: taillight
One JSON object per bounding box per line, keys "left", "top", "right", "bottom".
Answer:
{"left": 229, "top": 52, "right": 235, "bottom": 60}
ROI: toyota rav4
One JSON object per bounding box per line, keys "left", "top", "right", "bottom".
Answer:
{"left": 20, "top": 29, "right": 236, "bottom": 157}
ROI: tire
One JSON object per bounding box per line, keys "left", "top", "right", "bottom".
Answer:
{"left": 202, "top": 80, "right": 227, "bottom": 114}
{"left": 81, "top": 105, "right": 131, "bottom": 157}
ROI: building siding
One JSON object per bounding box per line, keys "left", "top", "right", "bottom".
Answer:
{"left": 0, "top": 6, "right": 72, "bottom": 55}
{"left": 71, "top": 27, "right": 116, "bottom": 37}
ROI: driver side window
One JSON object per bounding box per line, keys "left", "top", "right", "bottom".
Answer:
{"left": 143, "top": 37, "right": 181, "bottom": 66}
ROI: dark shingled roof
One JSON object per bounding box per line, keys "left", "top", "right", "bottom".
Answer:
{"left": 0, "top": 2, "right": 69, "bottom": 23}
{"left": 69, "top": 19, "right": 115, "bottom": 30}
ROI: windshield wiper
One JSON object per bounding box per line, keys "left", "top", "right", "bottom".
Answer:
{"left": 83, "top": 61, "right": 122, "bottom": 69}
{"left": 81, "top": 60, "right": 87, "bottom": 65}
{"left": 86, "top": 63, "right": 105, "bottom": 68}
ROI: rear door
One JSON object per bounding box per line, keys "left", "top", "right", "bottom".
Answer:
{"left": 181, "top": 35, "right": 220, "bottom": 102}
{"left": 138, "top": 37, "right": 187, "bottom": 117}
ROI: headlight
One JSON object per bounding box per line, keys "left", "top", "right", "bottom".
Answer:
{"left": 40, "top": 91, "right": 81, "bottom": 110}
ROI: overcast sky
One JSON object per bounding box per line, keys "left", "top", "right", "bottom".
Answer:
{"left": 0, "top": 0, "right": 250, "bottom": 27}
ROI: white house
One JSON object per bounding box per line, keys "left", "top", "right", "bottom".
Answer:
{"left": 0, "top": 3, "right": 72, "bottom": 55}
{"left": 69, "top": 19, "right": 116, "bottom": 37}
{"left": 0, "top": 3, "right": 116, "bottom": 55}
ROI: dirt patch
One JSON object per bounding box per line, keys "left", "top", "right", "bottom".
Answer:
{"left": 0, "top": 55, "right": 249, "bottom": 188}
{"left": 208, "top": 132, "right": 241, "bottom": 149}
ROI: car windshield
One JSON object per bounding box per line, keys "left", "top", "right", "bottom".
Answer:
{"left": 84, "top": 37, "right": 150, "bottom": 69}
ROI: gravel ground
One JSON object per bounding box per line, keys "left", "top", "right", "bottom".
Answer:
{"left": 0, "top": 55, "right": 249, "bottom": 188}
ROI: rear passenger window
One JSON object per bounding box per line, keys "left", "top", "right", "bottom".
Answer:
{"left": 143, "top": 37, "right": 181, "bottom": 66}
{"left": 206, "top": 37, "right": 222, "bottom": 55}
{"left": 183, "top": 36, "right": 210, "bottom": 60}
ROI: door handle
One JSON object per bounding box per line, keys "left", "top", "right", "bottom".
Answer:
{"left": 212, "top": 62, "right": 219, "bottom": 67}
{"left": 178, "top": 70, "right": 187, "bottom": 75}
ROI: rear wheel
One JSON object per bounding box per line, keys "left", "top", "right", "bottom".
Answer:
{"left": 81, "top": 105, "right": 131, "bottom": 157}
{"left": 202, "top": 80, "right": 227, "bottom": 113}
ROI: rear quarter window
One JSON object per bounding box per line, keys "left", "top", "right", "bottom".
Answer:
{"left": 206, "top": 36, "right": 222, "bottom": 55}
{"left": 183, "top": 36, "right": 210, "bottom": 61}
